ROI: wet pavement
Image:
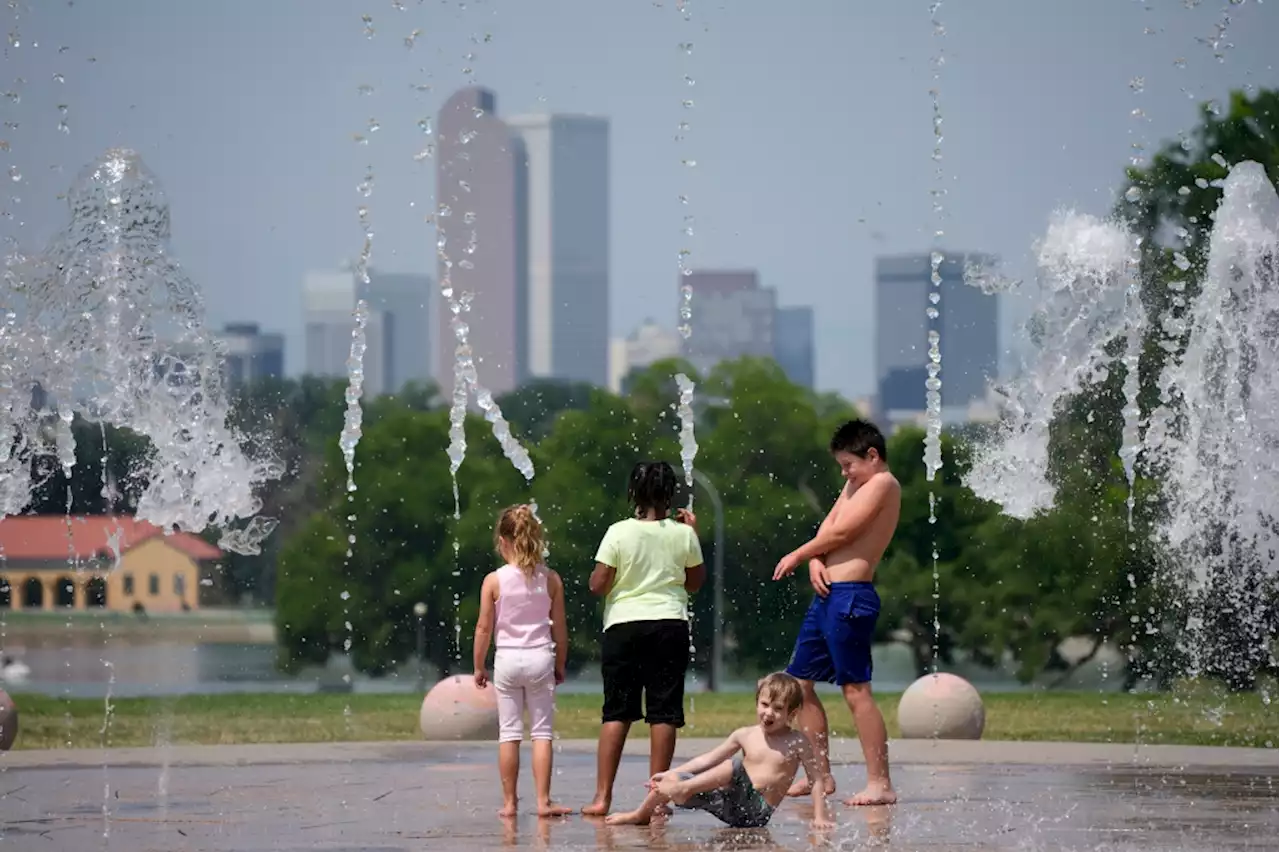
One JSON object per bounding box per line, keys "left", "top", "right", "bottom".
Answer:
{"left": 0, "top": 741, "right": 1276, "bottom": 851}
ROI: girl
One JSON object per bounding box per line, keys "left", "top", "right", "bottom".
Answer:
{"left": 473, "top": 504, "right": 572, "bottom": 818}
{"left": 581, "top": 461, "right": 706, "bottom": 817}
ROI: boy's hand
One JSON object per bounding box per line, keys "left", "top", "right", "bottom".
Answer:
{"left": 772, "top": 551, "right": 802, "bottom": 580}
{"left": 473, "top": 668, "right": 488, "bottom": 689}
{"left": 808, "top": 559, "right": 831, "bottom": 597}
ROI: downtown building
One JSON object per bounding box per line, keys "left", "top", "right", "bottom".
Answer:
{"left": 214, "top": 323, "right": 284, "bottom": 389}
{"left": 873, "top": 252, "right": 1000, "bottom": 427}
{"left": 678, "top": 270, "right": 816, "bottom": 389}
{"left": 302, "top": 269, "right": 433, "bottom": 397}
{"left": 434, "top": 87, "right": 610, "bottom": 397}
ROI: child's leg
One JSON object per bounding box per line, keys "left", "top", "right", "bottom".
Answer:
{"left": 604, "top": 784, "right": 672, "bottom": 826}
{"left": 527, "top": 650, "right": 571, "bottom": 817}
{"left": 583, "top": 624, "right": 644, "bottom": 816}
{"left": 494, "top": 653, "right": 527, "bottom": 816}
{"left": 606, "top": 761, "right": 735, "bottom": 826}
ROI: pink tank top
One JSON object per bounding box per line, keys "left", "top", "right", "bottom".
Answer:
{"left": 494, "top": 564, "right": 554, "bottom": 649}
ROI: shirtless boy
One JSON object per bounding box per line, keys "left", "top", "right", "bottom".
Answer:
{"left": 772, "top": 419, "right": 900, "bottom": 807}
{"left": 606, "top": 672, "right": 832, "bottom": 829}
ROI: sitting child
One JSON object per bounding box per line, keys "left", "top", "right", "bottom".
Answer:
{"left": 606, "top": 672, "right": 832, "bottom": 829}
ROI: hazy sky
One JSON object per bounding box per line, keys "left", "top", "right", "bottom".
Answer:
{"left": 5, "top": 0, "right": 1277, "bottom": 400}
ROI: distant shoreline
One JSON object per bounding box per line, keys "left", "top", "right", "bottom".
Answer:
{"left": 0, "top": 608, "right": 276, "bottom": 644}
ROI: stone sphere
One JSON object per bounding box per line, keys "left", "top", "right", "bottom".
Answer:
{"left": 0, "top": 689, "right": 17, "bottom": 751}
{"left": 896, "top": 672, "right": 985, "bottom": 740}
{"left": 419, "top": 675, "right": 499, "bottom": 741}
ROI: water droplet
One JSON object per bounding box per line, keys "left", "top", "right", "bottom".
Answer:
{"left": 361, "top": 14, "right": 375, "bottom": 37}
{"left": 357, "top": 84, "right": 374, "bottom": 96}
{"left": 404, "top": 28, "right": 422, "bottom": 49}
{"left": 926, "top": 306, "right": 939, "bottom": 319}
{"left": 8, "top": 166, "right": 20, "bottom": 183}
{"left": 1195, "top": 177, "right": 1209, "bottom": 189}
{"left": 681, "top": 99, "right": 694, "bottom": 109}
{"left": 412, "top": 146, "right": 434, "bottom": 162}
{"left": 1125, "top": 186, "right": 1143, "bottom": 202}
{"left": 417, "top": 117, "right": 433, "bottom": 135}
{"left": 1173, "top": 57, "right": 1187, "bottom": 69}
{"left": 368, "top": 118, "right": 380, "bottom": 133}
{"left": 1129, "top": 76, "right": 1145, "bottom": 93}
{"left": 684, "top": 75, "right": 695, "bottom": 86}
{"left": 678, "top": 42, "right": 693, "bottom": 54}
{"left": 1211, "top": 152, "right": 1228, "bottom": 168}
{"left": 52, "top": 72, "right": 65, "bottom": 83}
{"left": 682, "top": 159, "right": 697, "bottom": 168}
{"left": 1173, "top": 252, "right": 1191, "bottom": 271}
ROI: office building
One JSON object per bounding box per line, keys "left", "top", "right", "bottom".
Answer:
{"left": 680, "top": 270, "right": 777, "bottom": 376}
{"left": 302, "top": 268, "right": 433, "bottom": 396}
{"left": 773, "top": 306, "right": 815, "bottom": 390}
{"left": 508, "top": 113, "right": 610, "bottom": 387}
{"left": 608, "top": 318, "right": 682, "bottom": 393}
{"left": 215, "top": 323, "right": 284, "bottom": 389}
{"left": 434, "top": 87, "right": 527, "bottom": 397}
{"left": 874, "top": 252, "right": 1000, "bottom": 425}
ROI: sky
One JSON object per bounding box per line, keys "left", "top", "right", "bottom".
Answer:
{"left": 3, "top": 0, "right": 1277, "bottom": 401}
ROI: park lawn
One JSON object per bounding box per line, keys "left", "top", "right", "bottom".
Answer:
{"left": 8, "top": 687, "right": 1276, "bottom": 750}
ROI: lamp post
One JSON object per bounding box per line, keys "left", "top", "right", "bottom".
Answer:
{"left": 691, "top": 469, "right": 726, "bottom": 692}
{"left": 413, "top": 601, "right": 428, "bottom": 692}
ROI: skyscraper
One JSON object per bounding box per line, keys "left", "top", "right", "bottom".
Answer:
{"left": 507, "top": 113, "right": 610, "bottom": 386}
{"left": 774, "top": 306, "right": 815, "bottom": 390}
{"left": 434, "top": 87, "right": 527, "bottom": 397}
{"left": 680, "top": 270, "right": 777, "bottom": 376}
{"left": 215, "top": 323, "right": 284, "bottom": 389}
{"left": 874, "top": 252, "right": 1000, "bottom": 424}
{"left": 303, "top": 270, "right": 391, "bottom": 396}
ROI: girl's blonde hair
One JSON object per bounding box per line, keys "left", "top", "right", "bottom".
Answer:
{"left": 494, "top": 504, "right": 544, "bottom": 576}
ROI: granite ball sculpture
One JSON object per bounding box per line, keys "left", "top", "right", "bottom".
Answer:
{"left": 419, "top": 675, "right": 500, "bottom": 741}
{"left": 0, "top": 689, "right": 17, "bottom": 751}
{"left": 896, "top": 672, "right": 985, "bottom": 740}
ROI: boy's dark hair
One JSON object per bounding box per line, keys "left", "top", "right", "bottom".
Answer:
{"left": 627, "top": 461, "right": 678, "bottom": 517}
{"left": 829, "top": 419, "right": 888, "bottom": 463}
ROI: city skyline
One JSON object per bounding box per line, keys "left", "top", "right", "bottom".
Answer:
{"left": 6, "top": 2, "right": 1274, "bottom": 401}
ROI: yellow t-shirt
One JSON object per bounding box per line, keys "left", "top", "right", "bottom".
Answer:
{"left": 595, "top": 517, "right": 704, "bottom": 631}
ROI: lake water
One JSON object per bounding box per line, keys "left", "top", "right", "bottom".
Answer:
{"left": 0, "top": 634, "right": 1128, "bottom": 698}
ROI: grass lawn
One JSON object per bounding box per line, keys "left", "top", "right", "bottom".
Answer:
{"left": 7, "top": 687, "right": 1276, "bottom": 750}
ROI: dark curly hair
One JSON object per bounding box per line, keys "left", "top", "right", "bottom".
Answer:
{"left": 627, "top": 461, "right": 679, "bottom": 518}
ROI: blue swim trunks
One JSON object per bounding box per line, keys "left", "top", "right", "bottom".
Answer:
{"left": 785, "top": 582, "right": 880, "bottom": 685}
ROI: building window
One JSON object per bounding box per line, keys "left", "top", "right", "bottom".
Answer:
{"left": 148, "top": 574, "right": 159, "bottom": 596}
{"left": 123, "top": 574, "right": 135, "bottom": 595}
{"left": 174, "top": 574, "right": 186, "bottom": 597}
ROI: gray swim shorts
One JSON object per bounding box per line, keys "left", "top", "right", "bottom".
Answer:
{"left": 675, "top": 755, "right": 775, "bottom": 828}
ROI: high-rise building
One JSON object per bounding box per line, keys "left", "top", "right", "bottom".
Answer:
{"left": 434, "top": 87, "right": 527, "bottom": 397}
{"left": 508, "top": 113, "right": 610, "bottom": 387}
{"left": 874, "top": 252, "right": 1000, "bottom": 425}
{"left": 680, "top": 270, "right": 777, "bottom": 376}
{"left": 215, "top": 323, "right": 284, "bottom": 389}
{"left": 302, "top": 269, "right": 433, "bottom": 396}
{"left": 302, "top": 270, "right": 390, "bottom": 396}
{"left": 773, "top": 306, "right": 815, "bottom": 390}
{"left": 608, "top": 318, "right": 682, "bottom": 393}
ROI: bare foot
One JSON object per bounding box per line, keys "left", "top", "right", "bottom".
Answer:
{"left": 604, "top": 809, "right": 651, "bottom": 826}
{"left": 581, "top": 798, "right": 611, "bottom": 816}
{"left": 498, "top": 801, "right": 519, "bottom": 817}
{"left": 844, "top": 783, "right": 897, "bottom": 807}
{"left": 537, "top": 801, "right": 574, "bottom": 818}
{"left": 788, "top": 774, "right": 836, "bottom": 798}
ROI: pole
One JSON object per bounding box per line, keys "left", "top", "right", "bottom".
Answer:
{"left": 692, "top": 469, "right": 725, "bottom": 692}
{"left": 413, "top": 601, "right": 427, "bottom": 692}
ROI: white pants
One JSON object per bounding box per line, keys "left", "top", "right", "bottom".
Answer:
{"left": 494, "top": 646, "right": 556, "bottom": 743}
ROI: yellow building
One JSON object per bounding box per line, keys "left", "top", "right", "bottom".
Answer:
{"left": 0, "top": 515, "right": 222, "bottom": 614}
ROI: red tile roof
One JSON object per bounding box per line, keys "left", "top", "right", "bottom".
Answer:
{"left": 0, "top": 515, "right": 223, "bottom": 562}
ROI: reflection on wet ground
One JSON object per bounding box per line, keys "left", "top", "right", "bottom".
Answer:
{"left": 0, "top": 747, "right": 1275, "bottom": 850}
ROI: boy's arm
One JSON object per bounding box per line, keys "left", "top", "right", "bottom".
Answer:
{"left": 773, "top": 498, "right": 837, "bottom": 581}
{"left": 668, "top": 729, "right": 742, "bottom": 776}
{"left": 548, "top": 571, "right": 569, "bottom": 677}
{"left": 779, "top": 476, "right": 896, "bottom": 571}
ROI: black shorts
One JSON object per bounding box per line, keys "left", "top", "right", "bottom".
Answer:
{"left": 600, "top": 619, "right": 689, "bottom": 727}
